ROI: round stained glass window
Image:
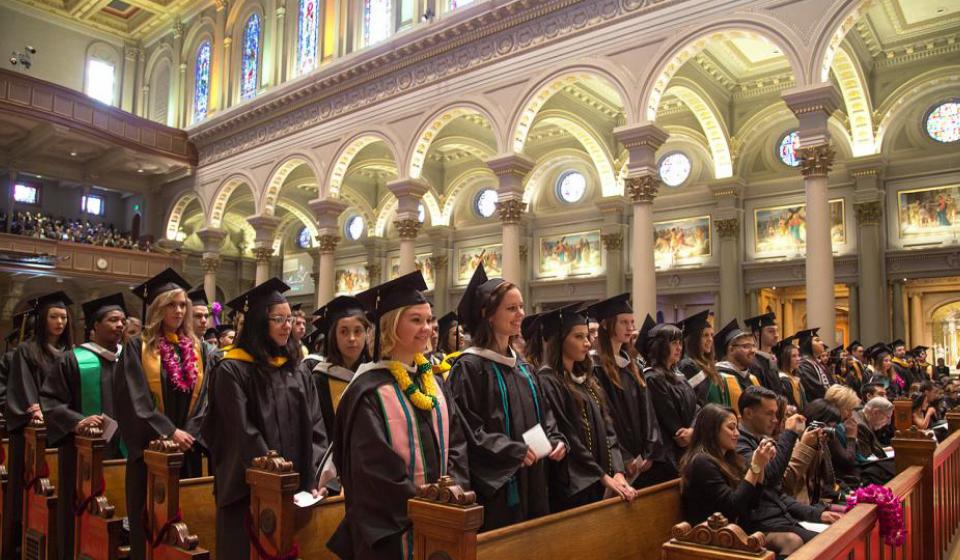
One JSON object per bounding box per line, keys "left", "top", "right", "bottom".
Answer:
{"left": 475, "top": 188, "right": 498, "bottom": 218}
{"left": 296, "top": 226, "right": 312, "bottom": 249}
{"left": 925, "top": 101, "right": 960, "bottom": 143}
{"left": 556, "top": 171, "right": 586, "bottom": 203}
{"left": 778, "top": 131, "right": 800, "bottom": 167}
{"left": 418, "top": 202, "right": 426, "bottom": 223}
{"left": 345, "top": 215, "right": 364, "bottom": 241}
{"left": 659, "top": 152, "right": 691, "bottom": 187}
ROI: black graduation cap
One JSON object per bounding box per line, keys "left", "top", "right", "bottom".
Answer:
{"left": 865, "top": 342, "right": 891, "bottom": 361}
{"left": 187, "top": 286, "right": 209, "bottom": 308}
{"left": 911, "top": 345, "right": 929, "bottom": 354}
{"left": 457, "top": 262, "right": 505, "bottom": 335}
{"left": 521, "top": 313, "right": 542, "bottom": 342}
{"left": 772, "top": 335, "right": 797, "bottom": 359}
{"left": 890, "top": 339, "right": 906, "bottom": 349}
{"left": 437, "top": 311, "right": 459, "bottom": 349}
{"left": 355, "top": 271, "right": 429, "bottom": 360}
{"left": 846, "top": 340, "right": 862, "bottom": 353}
{"left": 313, "top": 296, "right": 367, "bottom": 354}
{"left": 678, "top": 309, "right": 712, "bottom": 335}
{"left": 538, "top": 302, "right": 588, "bottom": 341}
{"left": 829, "top": 346, "right": 843, "bottom": 360}
{"left": 795, "top": 328, "right": 820, "bottom": 355}
{"left": 203, "top": 327, "right": 218, "bottom": 340}
{"left": 291, "top": 303, "right": 303, "bottom": 313}
{"left": 714, "top": 319, "right": 750, "bottom": 358}
{"left": 81, "top": 293, "right": 127, "bottom": 330}
{"left": 302, "top": 327, "right": 324, "bottom": 351}
{"left": 28, "top": 291, "right": 74, "bottom": 313}
{"left": 215, "top": 323, "right": 236, "bottom": 336}
{"left": 132, "top": 268, "right": 190, "bottom": 319}
{"left": 226, "top": 278, "right": 289, "bottom": 316}
{"left": 584, "top": 293, "right": 632, "bottom": 323}
{"left": 634, "top": 314, "right": 657, "bottom": 357}
{"left": 744, "top": 312, "right": 777, "bottom": 333}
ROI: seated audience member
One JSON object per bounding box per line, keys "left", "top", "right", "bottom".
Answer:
{"left": 861, "top": 382, "right": 887, "bottom": 403}
{"left": 912, "top": 382, "right": 947, "bottom": 439}
{"left": 735, "top": 386, "right": 840, "bottom": 547}
{"left": 854, "top": 397, "right": 896, "bottom": 485}
{"left": 780, "top": 414, "right": 828, "bottom": 505}
{"left": 934, "top": 358, "right": 950, "bottom": 380}
{"left": 823, "top": 385, "right": 862, "bottom": 484}
{"left": 797, "top": 399, "right": 846, "bottom": 503}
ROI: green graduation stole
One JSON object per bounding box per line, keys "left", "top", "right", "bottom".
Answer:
{"left": 73, "top": 347, "right": 103, "bottom": 417}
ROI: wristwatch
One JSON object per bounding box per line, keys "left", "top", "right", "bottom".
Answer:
{"left": 750, "top": 462, "right": 763, "bottom": 475}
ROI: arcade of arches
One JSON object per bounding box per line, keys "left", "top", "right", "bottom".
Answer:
{"left": 2, "top": 0, "right": 960, "bottom": 367}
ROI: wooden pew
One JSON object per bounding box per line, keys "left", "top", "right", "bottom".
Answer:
{"left": 142, "top": 439, "right": 210, "bottom": 560}
{"left": 246, "top": 451, "right": 345, "bottom": 560}
{"left": 22, "top": 418, "right": 57, "bottom": 560}
{"left": 0, "top": 418, "right": 7, "bottom": 560}
{"left": 662, "top": 513, "right": 774, "bottom": 560}
{"left": 73, "top": 425, "right": 126, "bottom": 560}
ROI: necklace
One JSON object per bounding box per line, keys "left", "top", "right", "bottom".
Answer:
{"left": 387, "top": 353, "right": 439, "bottom": 411}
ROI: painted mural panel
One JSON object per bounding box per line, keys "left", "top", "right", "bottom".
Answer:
{"left": 754, "top": 199, "right": 845, "bottom": 256}
{"left": 654, "top": 216, "right": 711, "bottom": 269}
{"left": 898, "top": 185, "right": 960, "bottom": 242}
{"left": 335, "top": 264, "right": 370, "bottom": 296}
{"left": 456, "top": 244, "right": 503, "bottom": 284}
{"left": 537, "top": 230, "right": 603, "bottom": 278}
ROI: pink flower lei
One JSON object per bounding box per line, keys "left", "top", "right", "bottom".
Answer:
{"left": 158, "top": 334, "right": 198, "bottom": 393}
{"left": 845, "top": 484, "right": 906, "bottom": 546}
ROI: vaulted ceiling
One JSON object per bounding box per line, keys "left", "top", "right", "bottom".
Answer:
{"left": 7, "top": 0, "right": 207, "bottom": 41}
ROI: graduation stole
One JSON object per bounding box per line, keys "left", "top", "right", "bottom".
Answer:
{"left": 73, "top": 347, "right": 103, "bottom": 417}
{"left": 223, "top": 347, "right": 288, "bottom": 368}
{"left": 720, "top": 372, "right": 759, "bottom": 416}
{"left": 850, "top": 360, "right": 863, "bottom": 382}
{"left": 141, "top": 338, "right": 205, "bottom": 415}
{"left": 780, "top": 373, "right": 805, "bottom": 409}
{"left": 492, "top": 362, "right": 542, "bottom": 508}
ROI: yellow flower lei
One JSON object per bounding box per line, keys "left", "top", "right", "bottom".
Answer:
{"left": 387, "top": 353, "right": 439, "bottom": 411}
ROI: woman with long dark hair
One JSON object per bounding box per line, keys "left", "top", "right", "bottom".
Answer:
{"left": 677, "top": 310, "right": 728, "bottom": 407}
{"left": 776, "top": 336, "right": 806, "bottom": 410}
{"left": 640, "top": 317, "right": 699, "bottom": 485}
{"left": 587, "top": 294, "right": 662, "bottom": 488}
{"left": 537, "top": 303, "right": 636, "bottom": 510}
{"left": 203, "top": 278, "right": 326, "bottom": 558}
{"left": 3, "top": 291, "right": 73, "bottom": 556}
{"left": 448, "top": 263, "right": 566, "bottom": 530}
{"left": 865, "top": 343, "right": 904, "bottom": 398}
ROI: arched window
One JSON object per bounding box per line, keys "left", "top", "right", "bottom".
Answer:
{"left": 296, "top": 0, "right": 320, "bottom": 76}
{"left": 556, "top": 170, "right": 587, "bottom": 203}
{"left": 363, "top": 0, "right": 392, "bottom": 46}
{"left": 475, "top": 188, "right": 498, "bottom": 218}
{"left": 777, "top": 130, "right": 800, "bottom": 167}
{"left": 240, "top": 13, "right": 262, "bottom": 100}
{"left": 925, "top": 100, "right": 960, "bottom": 143}
{"left": 344, "top": 215, "right": 365, "bottom": 240}
{"left": 192, "top": 41, "right": 211, "bottom": 124}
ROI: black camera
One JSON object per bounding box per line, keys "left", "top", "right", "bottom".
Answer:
{"left": 807, "top": 421, "right": 836, "bottom": 435}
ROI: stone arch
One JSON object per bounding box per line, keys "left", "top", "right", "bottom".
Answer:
{"left": 338, "top": 188, "right": 377, "bottom": 237}
{"left": 144, "top": 45, "right": 173, "bottom": 124}
{"left": 164, "top": 191, "right": 205, "bottom": 241}
{"left": 663, "top": 78, "right": 733, "bottom": 179}
{"left": 831, "top": 46, "right": 875, "bottom": 157}
{"left": 535, "top": 110, "right": 620, "bottom": 196}
{"left": 811, "top": 0, "right": 872, "bottom": 83}
{"left": 181, "top": 16, "right": 216, "bottom": 61}
{"left": 209, "top": 173, "right": 258, "bottom": 228}
{"left": 521, "top": 150, "right": 598, "bottom": 206}
{"left": 272, "top": 199, "right": 318, "bottom": 252}
{"left": 327, "top": 132, "right": 402, "bottom": 198}
{"left": 441, "top": 168, "right": 498, "bottom": 224}
{"left": 261, "top": 153, "right": 323, "bottom": 216}
{"left": 407, "top": 101, "right": 504, "bottom": 179}
{"left": 508, "top": 63, "right": 633, "bottom": 154}
{"left": 373, "top": 196, "right": 398, "bottom": 237}
{"left": 226, "top": 0, "right": 268, "bottom": 36}
{"left": 874, "top": 67, "right": 960, "bottom": 154}
{"left": 640, "top": 17, "right": 806, "bottom": 121}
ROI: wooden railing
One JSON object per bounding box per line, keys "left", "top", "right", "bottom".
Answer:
{"left": 934, "top": 427, "right": 960, "bottom": 559}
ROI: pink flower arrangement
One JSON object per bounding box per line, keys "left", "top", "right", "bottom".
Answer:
{"left": 211, "top": 301, "right": 222, "bottom": 327}
{"left": 158, "top": 334, "right": 198, "bottom": 393}
{"left": 845, "top": 484, "right": 906, "bottom": 546}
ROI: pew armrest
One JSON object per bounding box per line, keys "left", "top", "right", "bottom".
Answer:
{"left": 663, "top": 513, "right": 775, "bottom": 560}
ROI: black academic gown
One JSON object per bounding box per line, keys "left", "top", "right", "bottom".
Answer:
{"left": 40, "top": 343, "right": 125, "bottom": 559}
{"left": 643, "top": 365, "right": 699, "bottom": 483}
{"left": 202, "top": 356, "right": 327, "bottom": 558}
{"left": 310, "top": 361, "right": 357, "bottom": 441}
{"left": 797, "top": 357, "right": 831, "bottom": 401}
{"left": 537, "top": 367, "right": 623, "bottom": 511}
{"left": 749, "top": 352, "right": 782, "bottom": 395}
{"left": 594, "top": 355, "right": 664, "bottom": 488}
{"left": 2, "top": 342, "right": 63, "bottom": 559}
{"left": 0, "top": 349, "right": 13, "bottom": 415}
{"left": 328, "top": 366, "right": 468, "bottom": 560}
{"left": 447, "top": 350, "right": 565, "bottom": 530}
{"left": 114, "top": 335, "right": 210, "bottom": 560}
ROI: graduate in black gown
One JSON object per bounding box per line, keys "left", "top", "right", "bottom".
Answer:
{"left": 745, "top": 312, "right": 783, "bottom": 395}
{"left": 3, "top": 291, "right": 74, "bottom": 558}
{"left": 714, "top": 319, "right": 763, "bottom": 415}
{"left": 536, "top": 303, "right": 636, "bottom": 511}
{"left": 201, "top": 278, "right": 327, "bottom": 558}
{"left": 433, "top": 311, "right": 465, "bottom": 379}
{"left": 586, "top": 294, "right": 663, "bottom": 489}
{"left": 41, "top": 293, "right": 128, "bottom": 558}
{"left": 447, "top": 263, "right": 566, "bottom": 530}
{"left": 796, "top": 328, "right": 832, "bottom": 401}
{"left": 0, "top": 311, "right": 30, "bottom": 416}
{"left": 639, "top": 317, "right": 699, "bottom": 485}
{"left": 774, "top": 336, "right": 807, "bottom": 411}
{"left": 114, "top": 268, "right": 211, "bottom": 560}
{"left": 328, "top": 271, "right": 469, "bottom": 560}
{"left": 305, "top": 295, "right": 370, "bottom": 439}
{"left": 677, "top": 310, "right": 730, "bottom": 407}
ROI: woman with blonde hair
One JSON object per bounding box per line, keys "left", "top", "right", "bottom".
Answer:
{"left": 329, "top": 271, "right": 468, "bottom": 560}
{"left": 116, "top": 268, "right": 212, "bottom": 560}
{"left": 824, "top": 384, "right": 862, "bottom": 484}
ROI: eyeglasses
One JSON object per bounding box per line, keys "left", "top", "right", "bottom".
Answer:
{"left": 268, "top": 316, "right": 296, "bottom": 326}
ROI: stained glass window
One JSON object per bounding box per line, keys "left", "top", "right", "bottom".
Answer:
{"left": 926, "top": 101, "right": 960, "bottom": 143}
{"left": 418, "top": 202, "right": 426, "bottom": 223}
{"left": 192, "top": 41, "right": 211, "bottom": 124}
{"left": 240, "top": 13, "right": 261, "bottom": 100}
{"left": 659, "top": 152, "right": 691, "bottom": 187}
{"left": 778, "top": 130, "right": 800, "bottom": 167}
{"left": 556, "top": 171, "right": 586, "bottom": 203}
{"left": 363, "top": 0, "right": 392, "bottom": 46}
{"left": 296, "top": 0, "right": 319, "bottom": 76}
{"left": 475, "top": 189, "right": 497, "bottom": 218}
{"left": 345, "top": 215, "right": 365, "bottom": 240}
{"left": 297, "top": 226, "right": 312, "bottom": 249}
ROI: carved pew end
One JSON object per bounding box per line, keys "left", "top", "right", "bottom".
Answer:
{"left": 662, "top": 513, "right": 776, "bottom": 560}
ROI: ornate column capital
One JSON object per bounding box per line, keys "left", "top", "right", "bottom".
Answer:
{"left": 125, "top": 46, "right": 142, "bottom": 61}
{"left": 316, "top": 234, "right": 340, "bottom": 253}
{"left": 173, "top": 19, "right": 184, "bottom": 39}
{"left": 519, "top": 244, "right": 528, "bottom": 260}
{"left": 394, "top": 218, "right": 422, "bottom": 240}
{"left": 252, "top": 246, "right": 274, "bottom": 264}
{"left": 715, "top": 217, "right": 741, "bottom": 239}
{"left": 496, "top": 199, "right": 527, "bottom": 224}
{"left": 782, "top": 83, "right": 842, "bottom": 147}
{"left": 247, "top": 215, "right": 282, "bottom": 245}
{"left": 214, "top": 0, "right": 228, "bottom": 11}
{"left": 201, "top": 256, "right": 221, "bottom": 273}
{"left": 854, "top": 200, "right": 883, "bottom": 225}
{"left": 485, "top": 154, "right": 535, "bottom": 180}
{"left": 224, "top": 36, "right": 233, "bottom": 48}
{"left": 196, "top": 227, "right": 228, "bottom": 253}
{"left": 308, "top": 198, "right": 348, "bottom": 229}
{"left": 365, "top": 263, "right": 382, "bottom": 279}
{"left": 601, "top": 232, "right": 623, "bottom": 251}
{"left": 429, "top": 255, "right": 448, "bottom": 269}
{"left": 625, "top": 175, "right": 658, "bottom": 204}
{"left": 798, "top": 144, "right": 835, "bottom": 178}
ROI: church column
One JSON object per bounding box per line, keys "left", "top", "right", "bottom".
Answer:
{"left": 121, "top": 46, "right": 139, "bottom": 113}
{"left": 848, "top": 284, "right": 860, "bottom": 342}
{"left": 248, "top": 215, "right": 281, "bottom": 285}
{"left": 363, "top": 237, "right": 385, "bottom": 286}
{"left": 197, "top": 228, "right": 227, "bottom": 304}
{"left": 209, "top": 0, "right": 227, "bottom": 113}
{"left": 710, "top": 179, "right": 745, "bottom": 323}
{"left": 429, "top": 226, "right": 452, "bottom": 314}
{"left": 135, "top": 48, "right": 147, "bottom": 117}
{"left": 891, "top": 280, "right": 906, "bottom": 342}
{"left": 910, "top": 293, "right": 924, "bottom": 347}
{"left": 614, "top": 123, "right": 669, "bottom": 320}
{"left": 597, "top": 197, "right": 628, "bottom": 297}
{"left": 848, "top": 156, "right": 888, "bottom": 345}
{"left": 486, "top": 154, "right": 534, "bottom": 290}
{"left": 784, "top": 84, "right": 842, "bottom": 347}
{"left": 222, "top": 36, "right": 233, "bottom": 109}
{"left": 273, "top": 0, "right": 287, "bottom": 84}
{"left": 169, "top": 20, "right": 184, "bottom": 128}
{"left": 309, "top": 198, "right": 346, "bottom": 307}
{"left": 387, "top": 179, "right": 428, "bottom": 275}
